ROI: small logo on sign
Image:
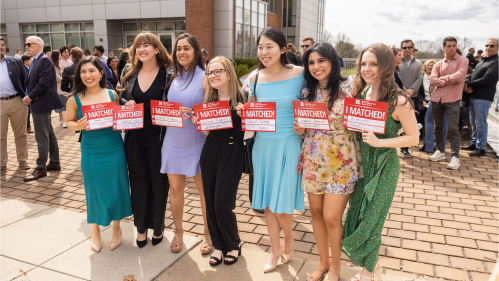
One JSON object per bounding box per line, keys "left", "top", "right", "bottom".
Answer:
{"left": 91, "top": 105, "right": 95, "bottom": 109}
{"left": 356, "top": 100, "right": 360, "bottom": 105}
{"left": 203, "top": 104, "right": 207, "bottom": 108}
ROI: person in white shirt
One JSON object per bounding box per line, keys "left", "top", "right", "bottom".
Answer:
{"left": 14, "top": 49, "right": 23, "bottom": 58}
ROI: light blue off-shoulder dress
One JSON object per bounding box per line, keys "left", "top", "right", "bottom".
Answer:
{"left": 249, "top": 72, "right": 305, "bottom": 214}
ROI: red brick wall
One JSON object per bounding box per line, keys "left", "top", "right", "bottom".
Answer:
{"left": 267, "top": 0, "right": 282, "bottom": 29}
{"left": 186, "top": 0, "right": 214, "bottom": 58}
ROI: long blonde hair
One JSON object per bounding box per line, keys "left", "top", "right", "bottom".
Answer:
{"left": 203, "top": 56, "right": 246, "bottom": 109}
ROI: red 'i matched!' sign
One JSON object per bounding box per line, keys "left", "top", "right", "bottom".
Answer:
{"left": 241, "top": 102, "right": 277, "bottom": 132}
{"left": 150, "top": 100, "right": 183, "bottom": 128}
{"left": 82, "top": 102, "right": 115, "bottom": 131}
{"left": 342, "top": 97, "right": 389, "bottom": 134}
{"left": 113, "top": 103, "right": 144, "bottom": 130}
{"left": 193, "top": 100, "right": 233, "bottom": 132}
{"left": 292, "top": 100, "right": 330, "bottom": 131}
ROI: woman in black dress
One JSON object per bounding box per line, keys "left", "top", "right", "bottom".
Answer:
{"left": 120, "top": 33, "right": 172, "bottom": 247}
{"left": 191, "top": 56, "right": 246, "bottom": 266}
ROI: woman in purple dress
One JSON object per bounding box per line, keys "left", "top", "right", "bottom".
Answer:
{"left": 160, "top": 33, "right": 212, "bottom": 254}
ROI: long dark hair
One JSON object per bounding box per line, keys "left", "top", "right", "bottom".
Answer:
{"left": 51, "top": 50, "right": 61, "bottom": 70}
{"left": 353, "top": 44, "right": 408, "bottom": 111}
{"left": 256, "top": 27, "right": 290, "bottom": 70}
{"left": 70, "top": 56, "right": 107, "bottom": 98}
{"left": 391, "top": 47, "right": 401, "bottom": 71}
{"left": 302, "top": 42, "right": 346, "bottom": 108}
{"left": 170, "top": 33, "right": 204, "bottom": 90}
{"left": 107, "top": 56, "right": 117, "bottom": 70}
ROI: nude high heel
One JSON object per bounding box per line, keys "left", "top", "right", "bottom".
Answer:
{"left": 263, "top": 247, "right": 283, "bottom": 273}
{"left": 281, "top": 246, "right": 294, "bottom": 264}
{"left": 110, "top": 228, "right": 122, "bottom": 251}
{"left": 91, "top": 234, "right": 102, "bottom": 253}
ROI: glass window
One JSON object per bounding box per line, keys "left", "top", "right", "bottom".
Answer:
{"left": 22, "top": 25, "right": 35, "bottom": 33}
{"left": 23, "top": 34, "right": 35, "bottom": 44}
{"left": 235, "top": 24, "right": 243, "bottom": 58}
{"left": 235, "top": 7, "right": 243, "bottom": 24}
{"left": 259, "top": 3, "right": 265, "bottom": 14}
{"left": 243, "top": 25, "right": 251, "bottom": 58}
{"left": 50, "top": 24, "right": 64, "bottom": 32}
{"left": 236, "top": 0, "right": 243, "bottom": 7}
{"left": 175, "top": 31, "right": 184, "bottom": 39}
{"left": 65, "top": 33, "right": 80, "bottom": 47}
{"left": 175, "top": 21, "right": 186, "bottom": 31}
{"left": 1, "top": 24, "right": 6, "bottom": 33}
{"left": 37, "top": 24, "right": 50, "bottom": 33}
{"left": 141, "top": 22, "right": 155, "bottom": 31}
{"left": 157, "top": 21, "right": 174, "bottom": 31}
{"left": 38, "top": 34, "right": 50, "bottom": 47}
{"left": 244, "top": 0, "right": 250, "bottom": 9}
{"left": 287, "top": 36, "right": 295, "bottom": 44}
{"left": 80, "top": 23, "right": 94, "bottom": 32}
{"left": 51, "top": 33, "right": 65, "bottom": 50}
{"left": 244, "top": 9, "right": 251, "bottom": 25}
{"left": 259, "top": 14, "right": 265, "bottom": 28}
{"left": 262, "top": 0, "right": 276, "bottom": 14}
{"left": 65, "top": 23, "right": 79, "bottom": 32}
{"left": 81, "top": 33, "right": 95, "bottom": 51}
{"left": 252, "top": 11, "right": 257, "bottom": 26}
{"left": 252, "top": 0, "right": 258, "bottom": 11}
{"left": 252, "top": 26, "right": 258, "bottom": 57}
{"left": 123, "top": 23, "right": 140, "bottom": 32}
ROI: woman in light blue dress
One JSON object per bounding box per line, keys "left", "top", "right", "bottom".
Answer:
{"left": 237, "top": 27, "right": 305, "bottom": 273}
{"left": 160, "top": 33, "right": 213, "bottom": 255}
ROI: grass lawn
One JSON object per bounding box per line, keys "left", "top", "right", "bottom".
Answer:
{"left": 341, "top": 68, "right": 356, "bottom": 77}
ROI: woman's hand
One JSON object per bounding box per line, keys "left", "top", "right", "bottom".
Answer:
{"left": 77, "top": 116, "right": 87, "bottom": 131}
{"left": 116, "top": 82, "right": 122, "bottom": 91}
{"left": 125, "top": 100, "right": 136, "bottom": 106}
{"left": 191, "top": 116, "right": 199, "bottom": 124}
{"left": 180, "top": 107, "right": 193, "bottom": 120}
{"left": 235, "top": 103, "right": 244, "bottom": 117}
{"left": 362, "top": 128, "right": 382, "bottom": 147}
{"left": 293, "top": 121, "right": 305, "bottom": 135}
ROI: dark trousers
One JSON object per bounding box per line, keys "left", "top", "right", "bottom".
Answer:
{"left": 432, "top": 101, "right": 461, "bottom": 158}
{"left": 129, "top": 143, "right": 169, "bottom": 237}
{"left": 32, "top": 111, "right": 60, "bottom": 171}
{"left": 201, "top": 140, "right": 244, "bottom": 252}
{"left": 27, "top": 106, "right": 31, "bottom": 128}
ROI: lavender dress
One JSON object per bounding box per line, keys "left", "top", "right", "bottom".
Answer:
{"left": 161, "top": 66, "right": 206, "bottom": 176}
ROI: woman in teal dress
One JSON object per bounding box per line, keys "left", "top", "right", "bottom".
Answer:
{"left": 237, "top": 27, "right": 305, "bottom": 273}
{"left": 341, "top": 44, "right": 419, "bottom": 281}
{"left": 66, "top": 56, "right": 132, "bottom": 253}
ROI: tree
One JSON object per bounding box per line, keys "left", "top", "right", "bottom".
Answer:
{"left": 322, "top": 29, "right": 333, "bottom": 44}
{"left": 330, "top": 32, "right": 360, "bottom": 58}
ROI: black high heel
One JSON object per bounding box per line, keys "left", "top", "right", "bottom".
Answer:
{"left": 136, "top": 230, "right": 147, "bottom": 249}
{"left": 209, "top": 249, "right": 226, "bottom": 266}
{"left": 152, "top": 232, "right": 163, "bottom": 246}
{"left": 224, "top": 245, "right": 242, "bottom": 265}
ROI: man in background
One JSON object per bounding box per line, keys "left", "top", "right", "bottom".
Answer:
{"left": 93, "top": 45, "right": 115, "bottom": 90}
{"left": 466, "top": 48, "right": 478, "bottom": 69}
{"left": 301, "top": 37, "right": 314, "bottom": 53}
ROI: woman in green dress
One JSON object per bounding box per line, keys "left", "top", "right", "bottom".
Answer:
{"left": 341, "top": 43, "right": 419, "bottom": 281}
{"left": 66, "top": 56, "right": 133, "bottom": 253}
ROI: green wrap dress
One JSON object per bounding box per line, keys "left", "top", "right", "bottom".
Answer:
{"left": 342, "top": 86, "right": 402, "bottom": 272}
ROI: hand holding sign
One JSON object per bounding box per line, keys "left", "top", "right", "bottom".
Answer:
{"left": 241, "top": 102, "right": 277, "bottom": 132}
{"left": 362, "top": 128, "right": 382, "bottom": 147}
{"left": 343, "top": 97, "right": 389, "bottom": 134}
{"left": 193, "top": 100, "right": 233, "bottom": 132}
{"left": 82, "top": 102, "right": 115, "bottom": 131}
{"left": 113, "top": 103, "right": 144, "bottom": 130}
{"left": 292, "top": 100, "right": 330, "bottom": 131}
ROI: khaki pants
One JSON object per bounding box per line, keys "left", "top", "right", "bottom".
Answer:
{"left": 0, "top": 96, "right": 29, "bottom": 166}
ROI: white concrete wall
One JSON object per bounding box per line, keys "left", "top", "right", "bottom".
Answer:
{"left": 295, "top": 0, "right": 322, "bottom": 47}
{"left": 214, "top": 0, "right": 233, "bottom": 58}
{"left": 0, "top": 0, "right": 185, "bottom": 55}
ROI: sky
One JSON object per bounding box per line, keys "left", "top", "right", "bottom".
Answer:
{"left": 324, "top": 0, "right": 499, "bottom": 51}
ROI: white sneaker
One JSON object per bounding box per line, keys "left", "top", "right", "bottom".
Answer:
{"left": 417, "top": 123, "right": 423, "bottom": 130}
{"left": 447, "top": 156, "right": 460, "bottom": 170}
{"left": 429, "top": 150, "right": 446, "bottom": 162}
{"left": 59, "top": 120, "right": 63, "bottom": 127}
{"left": 62, "top": 123, "right": 67, "bottom": 128}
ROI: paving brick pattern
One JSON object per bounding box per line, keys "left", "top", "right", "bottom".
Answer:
{"left": 1, "top": 114, "right": 497, "bottom": 281}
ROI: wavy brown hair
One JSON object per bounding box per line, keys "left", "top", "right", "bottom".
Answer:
{"left": 203, "top": 56, "right": 246, "bottom": 109}
{"left": 169, "top": 33, "right": 205, "bottom": 90}
{"left": 353, "top": 43, "right": 409, "bottom": 111}
{"left": 122, "top": 32, "right": 172, "bottom": 91}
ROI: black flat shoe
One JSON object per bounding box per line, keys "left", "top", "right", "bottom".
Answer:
{"left": 469, "top": 149, "right": 485, "bottom": 156}
{"left": 401, "top": 149, "right": 412, "bottom": 158}
{"left": 224, "top": 246, "right": 242, "bottom": 265}
{"left": 461, "top": 143, "right": 476, "bottom": 150}
{"left": 152, "top": 235, "right": 163, "bottom": 246}
{"left": 137, "top": 231, "right": 147, "bottom": 248}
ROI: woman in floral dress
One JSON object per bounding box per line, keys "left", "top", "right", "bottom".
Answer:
{"left": 294, "top": 42, "right": 362, "bottom": 281}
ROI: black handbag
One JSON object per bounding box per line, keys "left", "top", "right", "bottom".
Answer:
{"left": 242, "top": 72, "right": 259, "bottom": 174}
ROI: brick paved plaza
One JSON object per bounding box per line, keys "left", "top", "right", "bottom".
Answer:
{"left": 1, "top": 114, "right": 497, "bottom": 281}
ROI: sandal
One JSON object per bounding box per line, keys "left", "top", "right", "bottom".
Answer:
{"left": 325, "top": 270, "right": 340, "bottom": 281}
{"left": 351, "top": 262, "right": 382, "bottom": 281}
{"left": 170, "top": 230, "right": 183, "bottom": 253}
{"left": 224, "top": 243, "right": 243, "bottom": 265}
{"left": 200, "top": 234, "right": 213, "bottom": 255}
{"left": 307, "top": 267, "right": 328, "bottom": 281}
{"left": 209, "top": 250, "right": 225, "bottom": 266}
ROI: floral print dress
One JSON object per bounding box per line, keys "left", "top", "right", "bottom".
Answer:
{"left": 297, "top": 78, "right": 363, "bottom": 195}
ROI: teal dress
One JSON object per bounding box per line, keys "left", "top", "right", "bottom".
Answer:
{"left": 249, "top": 72, "right": 305, "bottom": 214}
{"left": 75, "top": 90, "right": 133, "bottom": 226}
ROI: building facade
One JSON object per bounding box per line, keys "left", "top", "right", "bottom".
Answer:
{"left": 0, "top": 0, "right": 324, "bottom": 58}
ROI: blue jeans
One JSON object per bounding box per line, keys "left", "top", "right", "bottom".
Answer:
{"left": 424, "top": 102, "right": 447, "bottom": 152}
{"left": 470, "top": 98, "right": 492, "bottom": 150}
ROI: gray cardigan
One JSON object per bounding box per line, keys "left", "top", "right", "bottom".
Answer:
{"left": 398, "top": 57, "right": 423, "bottom": 92}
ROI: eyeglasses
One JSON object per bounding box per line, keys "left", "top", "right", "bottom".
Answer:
{"left": 24, "top": 43, "right": 39, "bottom": 48}
{"left": 205, "top": 69, "right": 227, "bottom": 78}
{"left": 402, "top": 46, "right": 413, "bottom": 50}
{"left": 485, "top": 45, "right": 496, "bottom": 48}
{"left": 301, "top": 45, "right": 310, "bottom": 48}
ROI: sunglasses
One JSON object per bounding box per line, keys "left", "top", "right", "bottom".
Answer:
{"left": 301, "top": 45, "right": 310, "bottom": 48}
{"left": 485, "top": 45, "right": 496, "bottom": 48}
{"left": 205, "top": 69, "right": 227, "bottom": 78}
{"left": 402, "top": 46, "right": 413, "bottom": 50}
{"left": 24, "top": 42, "right": 39, "bottom": 48}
